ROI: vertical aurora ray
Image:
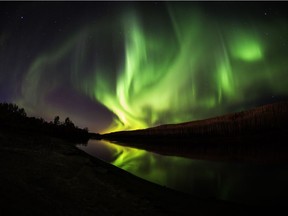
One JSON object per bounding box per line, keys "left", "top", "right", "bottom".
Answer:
{"left": 15, "top": 3, "right": 288, "bottom": 133}
{"left": 90, "top": 5, "right": 271, "bottom": 132}
{"left": 92, "top": 7, "right": 212, "bottom": 132}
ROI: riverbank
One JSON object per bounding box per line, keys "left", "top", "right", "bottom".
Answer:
{"left": 102, "top": 132, "right": 288, "bottom": 164}
{"left": 101, "top": 101, "right": 288, "bottom": 164}
{"left": 0, "top": 131, "right": 284, "bottom": 215}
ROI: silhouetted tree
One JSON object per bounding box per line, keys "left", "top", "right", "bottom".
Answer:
{"left": 64, "top": 117, "right": 75, "bottom": 128}
{"left": 18, "top": 108, "right": 27, "bottom": 117}
{"left": 53, "top": 116, "right": 60, "bottom": 125}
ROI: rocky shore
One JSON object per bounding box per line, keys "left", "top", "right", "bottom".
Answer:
{"left": 0, "top": 131, "right": 283, "bottom": 215}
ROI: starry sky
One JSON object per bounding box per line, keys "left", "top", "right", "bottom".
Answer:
{"left": 1, "top": 1, "right": 288, "bottom": 133}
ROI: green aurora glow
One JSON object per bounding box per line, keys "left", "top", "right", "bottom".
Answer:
{"left": 15, "top": 3, "right": 288, "bottom": 132}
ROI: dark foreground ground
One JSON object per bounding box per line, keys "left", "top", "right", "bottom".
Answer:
{"left": 0, "top": 131, "right": 285, "bottom": 215}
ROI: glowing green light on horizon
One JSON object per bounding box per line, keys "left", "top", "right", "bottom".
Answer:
{"left": 16, "top": 4, "right": 288, "bottom": 133}
{"left": 93, "top": 8, "right": 241, "bottom": 132}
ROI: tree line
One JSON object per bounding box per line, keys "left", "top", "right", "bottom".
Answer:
{"left": 101, "top": 101, "right": 288, "bottom": 162}
{"left": 0, "top": 102, "right": 89, "bottom": 143}
{"left": 104, "top": 101, "right": 288, "bottom": 139}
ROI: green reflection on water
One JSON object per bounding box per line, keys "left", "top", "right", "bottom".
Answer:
{"left": 98, "top": 140, "right": 217, "bottom": 191}
{"left": 79, "top": 140, "right": 288, "bottom": 204}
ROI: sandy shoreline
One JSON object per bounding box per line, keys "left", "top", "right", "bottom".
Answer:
{"left": 0, "top": 131, "right": 284, "bottom": 215}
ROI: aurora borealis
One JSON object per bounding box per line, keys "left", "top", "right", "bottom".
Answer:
{"left": 1, "top": 2, "right": 288, "bottom": 133}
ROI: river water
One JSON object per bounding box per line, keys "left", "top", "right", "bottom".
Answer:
{"left": 77, "top": 139, "right": 288, "bottom": 205}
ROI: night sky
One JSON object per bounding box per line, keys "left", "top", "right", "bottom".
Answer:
{"left": 1, "top": 2, "right": 288, "bottom": 133}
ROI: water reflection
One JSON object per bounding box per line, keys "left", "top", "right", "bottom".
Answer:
{"left": 78, "top": 139, "right": 288, "bottom": 205}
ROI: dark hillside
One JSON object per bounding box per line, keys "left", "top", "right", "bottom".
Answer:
{"left": 102, "top": 101, "right": 288, "bottom": 163}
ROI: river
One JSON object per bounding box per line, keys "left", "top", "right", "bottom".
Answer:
{"left": 77, "top": 139, "right": 288, "bottom": 205}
